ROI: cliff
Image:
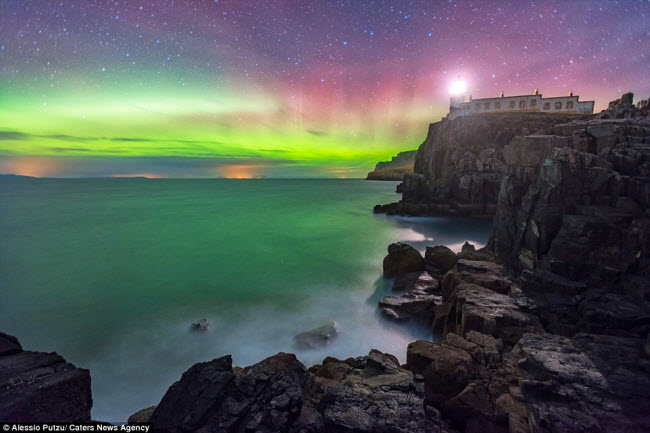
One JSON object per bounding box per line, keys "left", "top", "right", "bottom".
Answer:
{"left": 366, "top": 150, "right": 417, "bottom": 181}
{"left": 489, "top": 118, "right": 650, "bottom": 280}
{"left": 374, "top": 113, "right": 585, "bottom": 216}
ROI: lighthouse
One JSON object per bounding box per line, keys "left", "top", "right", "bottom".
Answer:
{"left": 449, "top": 79, "right": 467, "bottom": 112}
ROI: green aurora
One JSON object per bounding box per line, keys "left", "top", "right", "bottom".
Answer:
{"left": 3, "top": 1, "right": 647, "bottom": 177}
{"left": 0, "top": 74, "right": 435, "bottom": 178}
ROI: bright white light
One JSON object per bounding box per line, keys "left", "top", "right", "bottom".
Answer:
{"left": 449, "top": 80, "right": 467, "bottom": 95}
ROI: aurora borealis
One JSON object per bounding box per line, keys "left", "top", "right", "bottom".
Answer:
{"left": 1, "top": 1, "right": 649, "bottom": 178}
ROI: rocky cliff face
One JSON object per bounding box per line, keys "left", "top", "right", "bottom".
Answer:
{"left": 367, "top": 95, "right": 650, "bottom": 432}
{"left": 375, "top": 113, "right": 583, "bottom": 216}
{"left": 488, "top": 118, "right": 650, "bottom": 279}
{"left": 0, "top": 332, "right": 92, "bottom": 422}
{"left": 366, "top": 150, "right": 417, "bottom": 181}
{"left": 138, "top": 350, "right": 440, "bottom": 433}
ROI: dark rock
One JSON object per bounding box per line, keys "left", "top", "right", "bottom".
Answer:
{"left": 313, "top": 350, "right": 431, "bottom": 433}
{"left": 462, "top": 241, "right": 476, "bottom": 252}
{"left": 366, "top": 150, "right": 416, "bottom": 181}
{"left": 457, "top": 249, "right": 495, "bottom": 261}
{"left": 406, "top": 339, "right": 474, "bottom": 404}
{"left": 380, "top": 307, "right": 407, "bottom": 322}
{"left": 0, "top": 333, "right": 92, "bottom": 422}
{"left": 436, "top": 283, "right": 543, "bottom": 345}
{"left": 392, "top": 271, "right": 439, "bottom": 293}
{"left": 128, "top": 406, "right": 157, "bottom": 424}
{"left": 0, "top": 332, "right": 22, "bottom": 356}
{"left": 487, "top": 115, "right": 650, "bottom": 285}
{"left": 383, "top": 242, "right": 425, "bottom": 277}
{"left": 190, "top": 318, "right": 210, "bottom": 331}
{"left": 379, "top": 291, "right": 442, "bottom": 323}
{"left": 151, "top": 350, "right": 431, "bottom": 433}
{"left": 294, "top": 322, "right": 339, "bottom": 350}
{"left": 425, "top": 245, "right": 459, "bottom": 274}
{"left": 151, "top": 353, "right": 312, "bottom": 433}
{"left": 375, "top": 113, "right": 583, "bottom": 217}
{"left": 596, "top": 92, "right": 650, "bottom": 119}
{"left": 514, "top": 332, "right": 650, "bottom": 433}
{"left": 381, "top": 270, "right": 442, "bottom": 322}
{"left": 443, "top": 382, "right": 496, "bottom": 430}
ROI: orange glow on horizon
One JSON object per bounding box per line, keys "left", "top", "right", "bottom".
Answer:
{"left": 0, "top": 157, "right": 63, "bottom": 177}
{"left": 217, "top": 164, "right": 264, "bottom": 179}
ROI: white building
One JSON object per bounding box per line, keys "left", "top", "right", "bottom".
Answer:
{"left": 448, "top": 90, "right": 594, "bottom": 120}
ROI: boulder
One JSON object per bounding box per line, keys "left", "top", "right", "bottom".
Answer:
{"left": 382, "top": 243, "right": 425, "bottom": 277}
{"left": 425, "top": 245, "right": 459, "bottom": 274}
{"left": 294, "top": 322, "right": 339, "bottom": 350}
{"left": 0, "top": 333, "right": 92, "bottom": 422}
{"left": 406, "top": 340, "right": 474, "bottom": 404}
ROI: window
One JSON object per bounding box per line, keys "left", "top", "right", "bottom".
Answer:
{"left": 566, "top": 101, "right": 574, "bottom": 109}
{"left": 529, "top": 99, "right": 537, "bottom": 107}
{"left": 543, "top": 102, "right": 550, "bottom": 110}
{"left": 484, "top": 102, "right": 490, "bottom": 110}
{"left": 494, "top": 101, "right": 501, "bottom": 109}
{"left": 509, "top": 100, "right": 516, "bottom": 109}
{"left": 555, "top": 102, "right": 562, "bottom": 110}
{"left": 519, "top": 100, "right": 527, "bottom": 109}
{"left": 474, "top": 103, "right": 481, "bottom": 110}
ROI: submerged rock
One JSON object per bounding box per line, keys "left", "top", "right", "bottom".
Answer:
{"left": 190, "top": 318, "right": 210, "bottom": 331}
{"left": 294, "top": 321, "right": 339, "bottom": 350}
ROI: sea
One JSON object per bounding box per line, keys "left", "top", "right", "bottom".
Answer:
{"left": 0, "top": 177, "right": 492, "bottom": 422}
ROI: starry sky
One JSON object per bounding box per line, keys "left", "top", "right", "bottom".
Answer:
{"left": 1, "top": 0, "right": 649, "bottom": 178}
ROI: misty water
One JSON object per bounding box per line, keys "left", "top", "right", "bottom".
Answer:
{"left": 0, "top": 178, "right": 491, "bottom": 422}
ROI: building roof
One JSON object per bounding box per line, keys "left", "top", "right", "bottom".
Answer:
{"left": 467, "top": 94, "right": 593, "bottom": 103}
